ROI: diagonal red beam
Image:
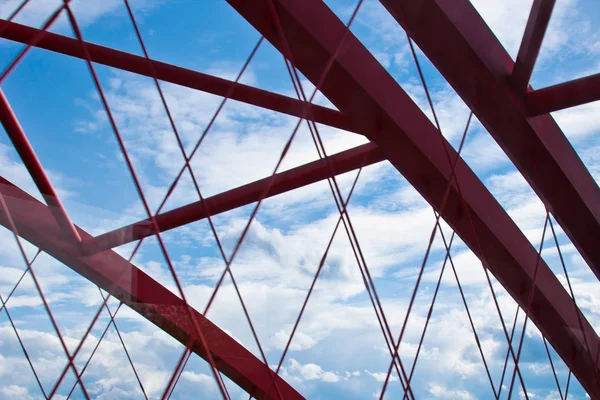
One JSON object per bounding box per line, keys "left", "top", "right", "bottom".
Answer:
{"left": 380, "top": 0, "right": 600, "bottom": 281}
{"left": 82, "top": 143, "right": 383, "bottom": 254}
{"left": 0, "top": 89, "right": 81, "bottom": 243}
{"left": 527, "top": 72, "right": 600, "bottom": 115}
{"left": 225, "top": 0, "right": 600, "bottom": 396}
{"left": 0, "top": 176, "right": 304, "bottom": 400}
{"left": 512, "top": 0, "right": 556, "bottom": 94}
{"left": 0, "top": 19, "right": 358, "bottom": 135}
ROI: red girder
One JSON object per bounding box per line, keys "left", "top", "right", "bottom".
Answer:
{"left": 0, "top": 176, "right": 304, "bottom": 400}
{"left": 0, "top": 89, "right": 81, "bottom": 243}
{"left": 0, "top": 19, "right": 358, "bottom": 136}
{"left": 82, "top": 143, "right": 383, "bottom": 254}
{"left": 380, "top": 0, "right": 600, "bottom": 282}
{"left": 512, "top": 0, "right": 556, "bottom": 94}
{"left": 226, "top": 0, "right": 600, "bottom": 397}
{"left": 528, "top": 72, "right": 600, "bottom": 115}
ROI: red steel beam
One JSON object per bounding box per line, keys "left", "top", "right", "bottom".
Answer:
{"left": 82, "top": 143, "right": 383, "bottom": 254}
{"left": 0, "top": 19, "right": 358, "bottom": 135}
{"left": 0, "top": 176, "right": 304, "bottom": 400}
{"left": 0, "top": 89, "right": 81, "bottom": 243}
{"left": 528, "top": 72, "right": 600, "bottom": 115}
{"left": 380, "top": 0, "right": 600, "bottom": 282}
{"left": 512, "top": 0, "right": 556, "bottom": 94}
{"left": 226, "top": 0, "right": 600, "bottom": 396}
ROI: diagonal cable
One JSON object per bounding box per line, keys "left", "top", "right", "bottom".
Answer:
{"left": 262, "top": 0, "right": 417, "bottom": 395}
{"left": 0, "top": 182, "right": 90, "bottom": 399}
{"left": 0, "top": 248, "right": 41, "bottom": 314}
{"left": 0, "top": 0, "right": 72, "bottom": 84}
{"left": 548, "top": 215, "right": 600, "bottom": 392}
{"left": 120, "top": 2, "right": 283, "bottom": 398}
{"left": 0, "top": 293, "right": 47, "bottom": 398}
{"left": 506, "top": 212, "right": 550, "bottom": 399}
{"left": 381, "top": 33, "right": 532, "bottom": 398}
{"left": 65, "top": 302, "right": 123, "bottom": 399}
{"left": 400, "top": 111, "right": 472, "bottom": 398}
{"left": 49, "top": 2, "right": 231, "bottom": 397}
{"left": 497, "top": 307, "right": 521, "bottom": 398}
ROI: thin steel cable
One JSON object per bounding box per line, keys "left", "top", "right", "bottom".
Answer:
{"left": 41, "top": 8, "right": 262, "bottom": 400}
{"left": 120, "top": 3, "right": 282, "bottom": 397}
{"left": 0, "top": 294, "right": 48, "bottom": 399}
{"left": 263, "top": 0, "right": 414, "bottom": 395}
{"left": 497, "top": 307, "right": 520, "bottom": 399}
{"left": 402, "top": 39, "right": 528, "bottom": 397}
{"left": 400, "top": 231, "right": 454, "bottom": 400}
{"left": 405, "top": 34, "right": 532, "bottom": 398}
{"left": 273, "top": 163, "right": 362, "bottom": 372}
{"left": 381, "top": 33, "right": 531, "bottom": 398}
{"left": 161, "top": 347, "right": 190, "bottom": 399}
{"left": 3, "top": 0, "right": 31, "bottom": 24}
{"left": 0, "top": 1, "right": 71, "bottom": 84}
{"left": 506, "top": 213, "right": 550, "bottom": 399}
{"left": 564, "top": 370, "right": 571, "bottom": 400}
{"left": 400, "top": 112, "right": 472, "bottom": 399}
{"left": 163, "top": 349, "right": 191, "bottom": 399}
{"left": 400, "top": 207, "right": 499, "bottom": 400}
{"left": 548, "top": 215, "right": 600, "bottom": 392}
{"left": 200, "top": 0, "right": 369, "bottom": 333}
{"left": 144, "top": 40, "right": 263, "bottom": 220}
{"left": 65, "top": 302, "right": 124, "bottom": 399}
{"left": 0, "top": 188, "right": 90, "bottom": 399}
{"left": 58, "top": 2, "right": 230, "bottom": 397}
{"left": 52, "top": 228, "right": 148, "bottom": 398}
{"left": 97, "top": 288, "right": 148, "bottom": 399}
{"left": 377, "top": 83, "right": 478, "bottom": 400}
{"left": 542, "top": 336, "right": 564, "bottom": 399}
{"left": 0, "top": 248, "right": 41, "bottom": 314}
{"left": 412, "top": 35, "right": 532, "bottom": 397}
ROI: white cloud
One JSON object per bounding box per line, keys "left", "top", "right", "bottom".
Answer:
{"left": 2, "top": 1, "right": 599, "bottom": 398}
{"left": 271, "top": 330, "right": 316, "bottom": 351}
{"left": 180, "top": 371, "right": 213, "bottom": 385}
{"left": 0, "top": 0, "right": 162, "bottom": 32}
{"left": 429, "top": 383, "right": 474, "bottom": 399}
{"left": 365, "top": 370, "right": 397, "bottom": 382}
{"left": 288, "top": 358, "right": 341, "bottom": 383}
{"left": 552, "top": 100, "right": 600, "bottom": 140}
{"left": 0, "top": 384, "right": 37, "bottom": 400}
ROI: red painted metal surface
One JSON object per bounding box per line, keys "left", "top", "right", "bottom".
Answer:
{"left": 380, "top": 0, "right": 600, "bottom": 284}
{"left": 225, "top": 0, "right": 600, "bottom": 397}
{"left": 528, "top": 72, "right": 600, "bottom": 114}
{"left": 512, "top": 0, "right": 556, "bottom": 94}
{"left": 0, "top": 19, "right": 358, "bottom": 136}
{"left": 0, "top": 175, "right": 304, "bottom": 400}
{"left": 0, "top": 89, "right": 81, "bottom": 243}
{"left": 82, "top": 142, "right": 383, "bottom": 254}
{"left": 1, "top": 0, "right": 600, "bottom": 398}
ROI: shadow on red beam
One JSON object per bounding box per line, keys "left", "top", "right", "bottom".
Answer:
{"left": 0, "top": 19, "right": 358, "bottom": 135}
{"left": 527, "top": 72, "right": 600, "bottom": 115}
{"left": 82, "top": 143, "right": 383, "bottom": 255}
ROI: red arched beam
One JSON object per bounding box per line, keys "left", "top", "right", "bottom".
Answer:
{"left": 380, "top": 0, "right": 600, "bottom": 282}
{"left": 0, "top": 176, "right": 304, "bottom": 400}
{"left": 225, "top": 0, "right": 600, "bottom": 396}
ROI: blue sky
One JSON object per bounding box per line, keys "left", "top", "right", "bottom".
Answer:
{"left": 0, "top": 0, "right": 599, "bottom": 399}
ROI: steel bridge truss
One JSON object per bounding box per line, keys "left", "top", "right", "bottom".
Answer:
{"left": 0, "top": 0, "right": 599, "bottom": 399}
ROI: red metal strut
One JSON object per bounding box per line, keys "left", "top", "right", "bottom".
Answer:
{"left": 0, "top": 176, "right": 304, "bottom": 400}
{"left": 225, "top": 0, "right": 600, "bottom": 397}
